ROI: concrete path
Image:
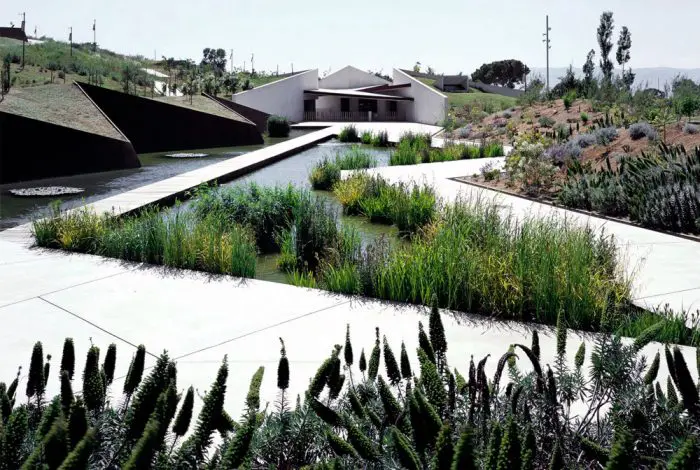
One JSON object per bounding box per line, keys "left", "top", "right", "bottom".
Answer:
{"left": 346, "top": 159, "right": 700, "bottom": 318}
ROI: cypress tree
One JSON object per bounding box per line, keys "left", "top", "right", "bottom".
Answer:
{"left": 521, "top": 425, "right": 537, "bottom": 470}
{"left": 26, "top": 341, "right": 45, "bottom": 401}
{"left": 418, "top": 348, "right": 447, "bottom": 415}
{"left": 60, "top": 338, "right": 75, "bottom": 380}
{"left": 429, "top": 295, "right": 447, "bottom": 364}
{"left": 531, "top": 330, "right": 540, "bottom": 361}
{"left": 58, "top": 428, "right": 95, "bottom": 470}
{"left": 344, "top": 324, "right": 353, "bottom": 367}
{"left": 43, "top": 355, "right": 51, "bottom": 388}
{"left": 605, "top": 427, "right": 634, "bottom": 469}
{"left": 368, "top": 328, "right": 381, "bottom": 381}
{"left": 172, "top": 386, "right": 194, "bottom": 438}
{"left": 60, "top": 370, "right": 74, "bottom": 416}
{"left": 383, "top": 336, "right": 402, "bottom": 386}
{"left": 644, "top": 352, "right": 661, "bottom": 385}
{"left": 278, "top": 338, "right": 289, "bottom": 391}
{"left": 667, "top": 377, "right": 679, "bottom": 409}
{"left": 123, "top": 418, "right": 161, "bottom": 470}
{"left": 671, "top": 346, "right": 699, "bottom": 416}
{"left": 123, "top": 345, "right": 146, "bottom": 398}
{"left": 82, "top": 346, "right": 104, "bottom": 413}
{"left": 667, "top": 436, "right": 699, "bottom": 470}
{"left": 549, "top": 440, "right": 564, "bottom": 470}
{"left": 431, "top": 423, "right": 454, "bottom": 470}
{"left": 67, "top": 398, "right": 88, "bottom": 450}
{"left": 103, "top": 343, "right": 117, "bottom": 386}
{"left": 23, "top": 416, "right": 68, "bottom": 470}
{"left": 418, "top": 321, "right": 436, "bottom": 364}
{"left": 5, "top": 406, "right": 28, "bottom": 469}
{"left": 359, "top": 349, "right": 367, "bottom": 376}
{"left": 496, "top": 417, "right": 521, "bottom": 470}
{"left": 326, "top": 431, "right": 359, "bottom": 459}
{"left": 451, "top": 426, "right": 477, "bottom": 470}
{"left": 400, "top": 341, "right": 412, "bottom": 379}
{"left": 575, "top": 342, "right": 586, "bottom": 369}
{"left": 485, "top": 422, "right": 503, "bottom": 470}
{"left": 36, "top": 396, "right": 61, "bottom": 442}
{"left": 391, "top": 426, "right": 421, "bottom": 470}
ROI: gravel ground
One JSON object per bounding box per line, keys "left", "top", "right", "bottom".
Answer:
{"left": 0, "top": 84, "right": 127, "bottom": 141}
{"left": 151, "top": 95, "right": 250, "bottom": 123}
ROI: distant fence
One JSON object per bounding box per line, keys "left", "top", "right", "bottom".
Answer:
{"left": 303, "top": 111, "right": 404, "bottom": 122}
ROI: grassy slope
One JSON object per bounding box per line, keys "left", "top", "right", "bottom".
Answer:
{"left": 417, "top": 76, "right": 516, "bottom": 111}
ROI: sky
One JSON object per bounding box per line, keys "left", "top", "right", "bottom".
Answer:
{"left": 9, "top": 0, "right": 700, "bottom": 75}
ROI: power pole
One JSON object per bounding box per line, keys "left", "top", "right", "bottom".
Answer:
{"left": 291, "top": 63, "right": 294, "bottom": 74}
{"left": 542, "top": 15, "right": 551, "bottom": 93}
{"left": 69, "top": 27, "right": 73, "bottom": 57}
{"left": 251, "top": 53, "right": 254, "bottom": 76}
{"left": 93, "top": 19, "right": 96, "bottom": 52}
{"left": 20, "top": 12, "right": 26, "bottom": 68}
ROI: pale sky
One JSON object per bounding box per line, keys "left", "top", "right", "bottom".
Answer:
{"left": 11, "top": 0, "right": 700, "bottom": 75}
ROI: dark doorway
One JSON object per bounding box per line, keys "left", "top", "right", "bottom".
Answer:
{"left": 304, "top": 99, "right": 316, "bottom": 112}
{"left": 358, "top": 99, "right": 378, "bottom": 113}
{"left": 388, "top": 100, "right": 398, "bottom": 113}
{"left": 340, "top": 98, "right": 350, "bottom": 112}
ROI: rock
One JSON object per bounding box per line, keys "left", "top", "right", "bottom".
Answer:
{"left": 9, "top": 186, "right": 85, "bottom": 197}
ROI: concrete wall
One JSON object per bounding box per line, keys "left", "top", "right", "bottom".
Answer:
{"left": 232, "top": 69, "right": 319, "bottom": 122}
{"left": 319, "top": 66, "right": 389, "bottom": 89}
{"left": 392, "top": 68, "right": 448, "bottom": 125}
{"left": 80, "top": 83, "right": 262, "bottom": 153}
{"left": 0, "top": 111, "right": 139, "bottom": 184}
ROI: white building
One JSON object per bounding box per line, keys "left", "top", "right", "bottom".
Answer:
{"left": 231, "top": 66, "right": 448, "bottom": 126}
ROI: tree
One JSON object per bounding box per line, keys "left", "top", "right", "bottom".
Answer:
{"left": 1, "top": 54, "right": 11, "bottom": 97}
{"left": 551, "top": 65, "right": 583, "bottom": 98}
{"left": 413, "top": 61, "right": 422, "bottom": 73}
{"left": 201, "top": 47, "right": 227, "bottom": 76}
{"left": 597, "top": 11, "right": 615, "bottom": 83}
{"left": 616, "top": 26, "right": 631, "bottom": 73}
{"left": 583, "top": 49, "right": 596, "bottom": 95}
{"left": 222, "top": 72, "right": 239, "bottom": 95}
{"left": 121, "top": 64, "right": 137, "bottom": 94}
{"left": 471, "top": 59, "right": 530, "bottom": 88}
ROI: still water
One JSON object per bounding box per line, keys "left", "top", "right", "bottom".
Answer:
{"left": 0, "top": 130, "right": 310, "bottom": 230}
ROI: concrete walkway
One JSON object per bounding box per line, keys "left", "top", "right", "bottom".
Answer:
{"left": 347, "top": 159, "right": 700, "bottom": 318}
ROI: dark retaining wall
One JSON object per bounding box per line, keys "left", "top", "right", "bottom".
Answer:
{"left": 0, "top": 111, "right": 140, "bottom": 184}
{"left": 79, "top": 83, "right": 263, "bottom": 153}
{"left": 208, "top": 94, "right": 271, "bottom": 133}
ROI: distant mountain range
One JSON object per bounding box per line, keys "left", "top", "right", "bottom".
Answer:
{"left": 529, "top": 67, "right": 700, "bottom": 90}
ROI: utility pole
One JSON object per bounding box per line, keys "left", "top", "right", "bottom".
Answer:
{"left": 69, "top": 27, "right": 73, "bottom": 57}
{"left": 251, "top": 53, "right": 254, "bottom": 76}
{"left": 276, "top": 64, "right": 279, "bottom": 76}
{"left": 542, "top": 15, "right": 551, "bottom": 93}
{"left": 291, "top": 63, "right": 294, "bottom": 74}
{"left": 19, "top": 12, "right": 26, "bottom": 68}
{"left": 93, "top": 19, "right": 96, "bottom": 53}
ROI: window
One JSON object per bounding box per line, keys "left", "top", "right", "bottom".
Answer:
{"left": 358, "top": 99, "right": 378, "bottom": 113}
{"left": 340, "top": 98, "right": 350, "bottom": 112}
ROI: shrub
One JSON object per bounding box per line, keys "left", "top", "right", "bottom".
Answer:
{"left": 538, "top": 116, "right": 556, "bottom": 128}
{"left": 628, "top": 122, "right": 658, "bottom": 141}
{"left": 502, "top": 111, "right": 512, "bottom": 119}
{"left": 493, "top": 117, "right": 508, "bottom": 128}
{"left": 580, "top": 112, "right": 589, "bottom": 124}
{"left": 683, "top": 123, "right": 699, "bottom": 135}
{"left": 267, "top": 115, "right": 290, "bottom": 137}
{"left": 505, "top": 142, "right": 557, "bottom": 194}
{"left": 338, "top": 125, "right": 359, "bottom": 142}
{"left": 570, "top": 133, "right": 597, "bottom": 148}
{"left": 308, "top": 157, "right": 341, "bottom": 190}
{"left": 360, "top": 131, "right": 373, "bottom": 145}
{"left": 563, "top": 91, "right": 576, "bottom": 111}
{"left": 546, "top": 142, "right": 582, "bottom": 165}
{"left": 456, "top": 125, "right": 472, "bottom": 139}
{"left": 594, "top": 127, "right": 618, "bottom": 145}
{"left": 480, "top": 162, "right": 501, "bottom": 181}
{"left": 370, "top": 130, "right": 390, "bottom": 147}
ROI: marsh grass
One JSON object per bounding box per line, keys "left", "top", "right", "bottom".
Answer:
{"left": 337, "top": 125, "right": 359, "bottom": 142}
{"left": 309, "top": 146, "right": 377, "bottom": 190}
{"left": 390, "top": 134, "right": 505, "bottom": 166}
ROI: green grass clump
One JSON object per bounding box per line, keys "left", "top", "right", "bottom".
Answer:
{"left": 309, "top": 146, "right": 377, "bottom": 190}
{"left": 370, "top": 130, "right": 390, "bottom": 147}
{"left": 267, "top": 115, "right": 291, "bottom": 137}
{"left": 334, "top": 174, "right": 437, "bottom": 236}
{"left": 33, "top": 206, "right": 257, "bottom": 277}
{"left": 389, "top": 133, "right": 504, "bottom": 166}
{"left": 338, "top": 125, "right": 359, "bottom": 143}
{"left": 190, "top": 183, "right": 299, "bottom": 252}
{"left": 360, "top": 131, "right": 373, "bottom": 145}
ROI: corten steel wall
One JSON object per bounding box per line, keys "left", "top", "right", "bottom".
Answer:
{"left": 209, "top": 94, "right": 270, "bottom": 133}
{"left": 0, "top": 111, "right": 139, "bottom": 184}
{"left": 79, "top": 83, "right": 263, "bottom": 153}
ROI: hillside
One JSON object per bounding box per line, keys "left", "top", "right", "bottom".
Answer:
{"left": 416, "top": 76, "right": 517, "bottom": 113}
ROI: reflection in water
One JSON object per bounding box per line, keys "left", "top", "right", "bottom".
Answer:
{"left": 0, "top": 130, "right": 310, "bottom": 229}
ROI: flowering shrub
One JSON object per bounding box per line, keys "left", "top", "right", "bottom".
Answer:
{"left": 505, "top": 142, "right": 557, "bottom": 194}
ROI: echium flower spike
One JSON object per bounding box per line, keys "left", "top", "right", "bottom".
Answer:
{"left": 383, "top": 336, "right": 402, "bottom": 386}
{"left": 367, "top": 327, "right": 381, "bottom": 381}
{"left": 277, "top": 338, "right": 289, "bottom": 391}
{"left": 344, "top": 324, "right": 353, "bottom": 367}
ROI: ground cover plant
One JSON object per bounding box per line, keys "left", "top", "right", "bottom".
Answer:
{"left": 559, "top": 144, "right": 700, "bottom": 233}
{"left": 309, "top": 146, "right": 377, "bottom": 190}
{"left": 3, "top": 310, "right": 699, "bottom": 468}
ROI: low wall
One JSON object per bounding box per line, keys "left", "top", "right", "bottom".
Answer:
{"left": 209, "top": 95, "right": 270, "bottom": 133}
{"left": 79, "top": 83, "right": 263, "bottom": 153}
{"left": 0, "top": 111, "right": 140, "bottom": 184}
